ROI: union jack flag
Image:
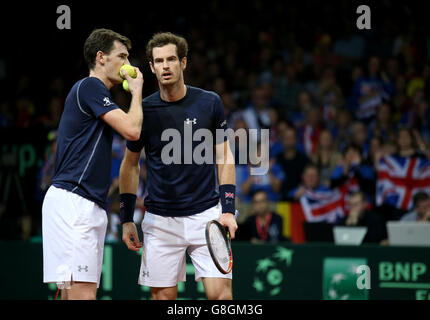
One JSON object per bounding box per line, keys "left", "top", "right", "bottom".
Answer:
{"left": 376, "top": 155, "right": 430, "bottom": 210}
{"left": 299, "top": 187, "right": 346, "bottom": 223}
{"left": 225, "top": 192, "right": 235, "bottom": 199}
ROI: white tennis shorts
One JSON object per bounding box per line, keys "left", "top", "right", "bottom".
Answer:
{"left": 139, "top": 202, "right": 232, "bottom": 287}
{"left": 42, "top": 185, "right": 108, "bottom": 288}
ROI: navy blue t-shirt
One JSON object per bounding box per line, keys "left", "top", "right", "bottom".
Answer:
{"left": 52, "top": 77, "right": 119, "bottom": 210}
{"left": 127, "top": 85, "right": 228, "bottom": 217}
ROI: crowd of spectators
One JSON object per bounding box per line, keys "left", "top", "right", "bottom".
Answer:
{"left": 1, "top": 1, "right": 429, "bottom": 243}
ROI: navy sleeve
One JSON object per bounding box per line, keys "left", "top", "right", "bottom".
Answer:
{"left": 79, "top": 77, "right": 119, "bottom": 118}
{"left": 212, "top": 94, "right": 228, "bottom": 145}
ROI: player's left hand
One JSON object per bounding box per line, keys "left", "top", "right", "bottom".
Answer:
{"left": 219, "top": 213, "right": 238, "bottom": 239}
{"left": 122, "top": 222, "right": 143, "bottom": 251}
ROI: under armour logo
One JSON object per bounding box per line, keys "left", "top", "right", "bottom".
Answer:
{"left": 78, "top": 265, "right": 88, "bottom": 272}
{"left": 103, "top": 97, "right": 113, "bottom": 107}
{"left": 225, "top": 192, "right": 234, "bottom": 199}
{"left": 142, "top": 271, "right": 149, "bottom": 277}
{"left": 185, "top": 118, "right": 197, "bottom": 125}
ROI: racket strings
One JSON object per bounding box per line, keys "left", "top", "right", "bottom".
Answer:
{"left": 209, "top": 225, "right": 230, "bottom": 268}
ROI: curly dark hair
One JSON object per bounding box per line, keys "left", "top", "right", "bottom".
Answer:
{"left": 146, "top": 32, "right": 188, "bottom": 64}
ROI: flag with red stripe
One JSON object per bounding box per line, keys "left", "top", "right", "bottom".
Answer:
{"left": 299, "top": 187, "right": 346, "bottom": 223}
{"left": 376, "top": 155, "right": 430, "bottom": 210}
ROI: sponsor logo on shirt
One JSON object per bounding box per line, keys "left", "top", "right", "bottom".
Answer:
{"left": 185, "top": 118, "right": 197, "bottom": 125}
{"left": 103, "top": 97, "right": 114, "bottom": 107}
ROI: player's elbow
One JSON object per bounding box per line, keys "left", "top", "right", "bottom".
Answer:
{"left": 123, "top": 128, "right": 141, "bottom": 141}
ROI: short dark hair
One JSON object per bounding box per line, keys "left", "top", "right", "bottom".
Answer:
{"left": 349, "top": 191, "right": 366, "bottom": 202}
{"left": 303, "top": 163, "right": 319, "bottom": 174}
{"left": 413, "top": 192, "right": 429, "bottom": 208}
{"left": 83, "top": 28, "right": 131, "bottom": 70}
{"left": 343, "top": 143, "right": 363, "bottom": 156}
{"left": 252, "top": 189, "right": 268, "bottom": 201}
{"left": 146, "top": 32, "right": 188, "bottom": 63}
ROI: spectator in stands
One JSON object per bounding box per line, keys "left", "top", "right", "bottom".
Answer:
{"left": 287, "top": 163, "right": 327, "bottom": 201}
{"left": 330, "top": 143, "right": 376, "bottom": 202}
{"left": 259, "top": 55, "right": 289, "bottom": 110}
{"left": 276, "top": 127, "right": 311, "bottom": 200}
{"left": 349, "top": 56, "right": 395, "bottom": 123}
{"left": 290, "top": 89, "right": 313, "bottom": 129}
{"left": 241, "top": 85, "right": 272, "bottom": 135}
{"left": 336, "top": 191, "right": 388, "bottom": 244}
{"left": 367, "top": 102, "right": 396, "bottom": 142}
{"left": 400, "top": 192, "right": 430, "bottom": 222}
{"left": 363, "top": 135, "right": 384, "bottom": 167}
{"left": 316, "top": 66, "right": 344, "bottom": 127}
{"left": 350, "top": 121, "right": 370, "bottom": 157}
{"left": 400, "top": 97, "right": 430, "bottom": 147}
{"left": 268, "top": 110, "right": 287, "bottom": 158}
{"left": 240, "top": 142, "right": 285, "bottom": 202}
{"left": 395, "top": 127, "right": 427, "bottom": 158}
{"left": 311, "top": 129, "right": 342, "bottom": 187}
{"left": 299, "top": 106, "right": 324, "bottom": 157}
{"left": 331, "top": 109, "right": 353, "bottom": 152}
{"left": 239, "top": 190, "right": 287, "bottom": 244}
{"left": 392, "top": 75, "right": 412, "bottom": 116}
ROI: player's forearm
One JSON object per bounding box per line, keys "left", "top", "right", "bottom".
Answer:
{"left": 217, "top": 162, "right": 236, "bottom": 186}
{"left": 125, "top": 93, "right": 143, "bottom": 137}
{"left": 215, "top": 141, "right": 235, "bottom": 185}
{"left": 119, "top": 158, "right": 140, "bottom": 195}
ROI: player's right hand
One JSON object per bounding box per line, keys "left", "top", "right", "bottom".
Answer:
{"left": 122, "top": 222, "right": 143, "bottom": 251}
{"left": 122, "top": 67, "right": 144, "bottom": 96}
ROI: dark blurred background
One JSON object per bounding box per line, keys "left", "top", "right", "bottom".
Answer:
{"left": 1, "top": 0, "right": 429, "bottom": 245}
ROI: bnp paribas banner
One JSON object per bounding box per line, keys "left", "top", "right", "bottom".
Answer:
{"left": 235, "top": 244, "right": 430, "bottom": 300}
{"left": 1, "top": 242, "right": 430, "bottom": 300}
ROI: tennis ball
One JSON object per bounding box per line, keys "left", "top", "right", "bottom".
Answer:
{"left": 123, "top": 79, "right": 130, "bottom": 92}
{"left": 119, "top": 64, "right": 137, "bottom": 79}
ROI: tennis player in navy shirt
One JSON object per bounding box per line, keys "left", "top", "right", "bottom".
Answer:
{"left": 42, "top": 28, "right": 144, "bottom": 300}
{"left": 119, "top": 32, "right": 237, "bottom": 300}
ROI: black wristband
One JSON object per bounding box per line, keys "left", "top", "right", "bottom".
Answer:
{"left": 219, "top": 184, "right": 236, "bottom": 214}
{"left": 119, "top": 193, "right": 137, "bottom": 224}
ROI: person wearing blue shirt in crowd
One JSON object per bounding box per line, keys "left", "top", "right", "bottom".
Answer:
{"left": 240, "top": 142, "right": 285, "bottom": 202}
{"left": 348, "top": 56, "right": 395, "bottom": 123}
{"left": 276, "top": 127, "right": 311, "bottom": 200}
{"left": 330, "top": 143, "right": 376, "bottom": 203}
{"left": 287, "top": 163, "right": 329, "bottom": 201}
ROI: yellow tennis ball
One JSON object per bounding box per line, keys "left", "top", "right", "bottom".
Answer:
{"left": 119, "top": 64, "right": 137, "bottom": 79}
{"left": 123, "top": 79, "right": 130, "bottom": 92}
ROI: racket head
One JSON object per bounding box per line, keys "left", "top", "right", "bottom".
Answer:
{"left": 205, "top": 220, "right": 233, "bottom": 274}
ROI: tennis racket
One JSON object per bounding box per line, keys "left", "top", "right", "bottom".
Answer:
{"left": 205, "top": 220, "right": 233, "bottom": 274}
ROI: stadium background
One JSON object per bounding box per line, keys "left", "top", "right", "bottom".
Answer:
{"left": 1, "top": 0, "right": 430, "bottom": 300}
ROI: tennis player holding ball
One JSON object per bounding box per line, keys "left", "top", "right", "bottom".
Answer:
{"left": 42, "top": 28, "right": 143, "bottom": 300}
{"left": 119, "top": 32, "right": 237, "bottom": 300}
